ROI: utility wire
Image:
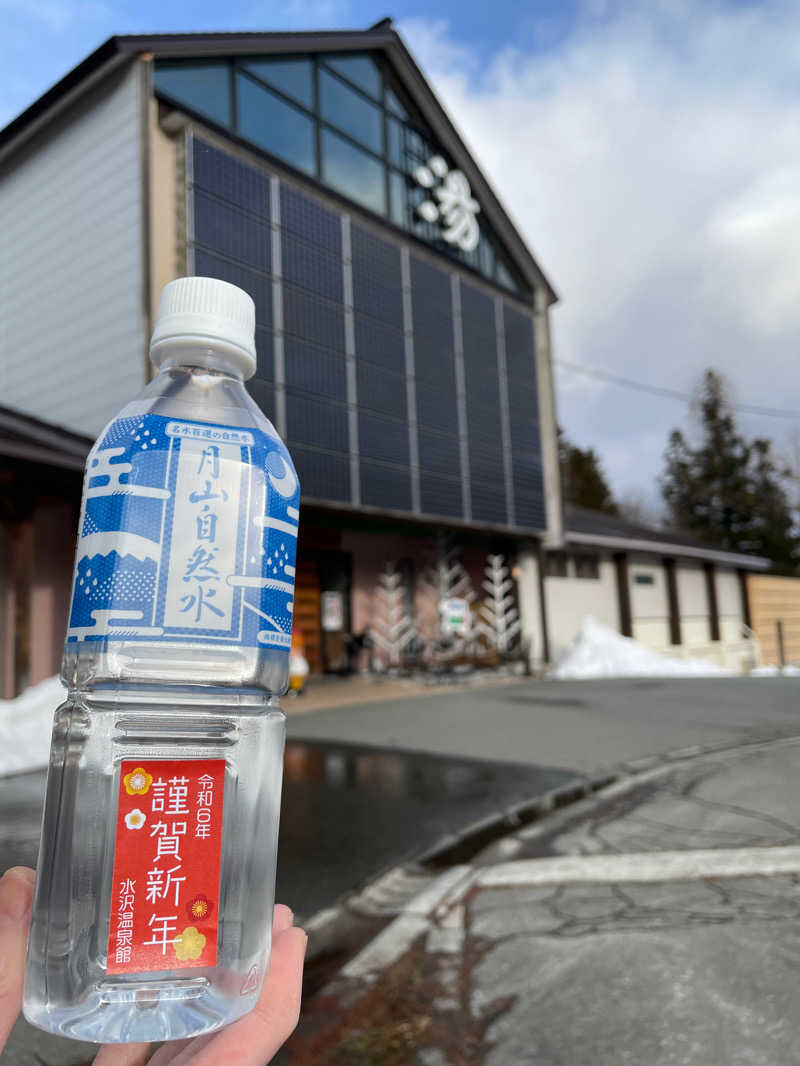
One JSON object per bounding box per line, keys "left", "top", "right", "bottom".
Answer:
{"left": 555, "top": 358, "right": 800, "bottom": 422}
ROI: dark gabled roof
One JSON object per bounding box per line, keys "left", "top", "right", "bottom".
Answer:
{"left": 565, "top": 503, "right": 770, "bottom": 570}
{"left": 0, "top": 405, "right": 92, "bottom": 471}
{"left": 0, "top": 22, "right": 557, "bottom": 303}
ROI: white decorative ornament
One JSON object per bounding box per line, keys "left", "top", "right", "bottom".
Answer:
{"left": 125, "top": 808, "right": 146, "bottom": 830}
{"left": 477, "top": 554, "right": 521, "bottom": 654}
{"left": 370, "top": 561, "right": 418, "bottom": 667}
{"left": 417, "top": 531, "right": 476, "bottom": 658}
{"left": 413, "top": 155, "right": 481, "bottom": 253}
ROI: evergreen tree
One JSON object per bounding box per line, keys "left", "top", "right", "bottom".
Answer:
{"left": 747, "top": 438, "right": 799, "bottom": 574}
{"left": 558, "top": 427, "right": 618, "bottom": 514}
{"left": 660, "top": 369, "right": 800, "bottom": 574}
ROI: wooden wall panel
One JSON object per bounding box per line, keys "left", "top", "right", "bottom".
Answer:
{"left": 747, "top": 574, "right": 800, "bottom": 665}
{"left": 292, "top": 554, "right": 321, "bottom": 674}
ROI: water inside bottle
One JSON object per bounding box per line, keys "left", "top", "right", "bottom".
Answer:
{"left": 24, "top": 351, "right": 299, "bottom": 1042}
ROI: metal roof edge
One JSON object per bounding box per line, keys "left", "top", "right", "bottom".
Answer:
{"left": 0, "top": 405, "right": 93, "bottom": 456}
{"left": 566, "top": 529, "right": 772, "bottom": 571}
{"left": 0, "top": 26, "right": 558, "bottom": 303}
{"left": 0, "top": 27, "right": 395, "bottom": 160}
{"left": 0, "top": 38, "right": 126, "bottom": 160}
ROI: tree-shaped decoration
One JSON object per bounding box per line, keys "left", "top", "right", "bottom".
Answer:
{"left": 369, "top": 561, "right": 417, "bottom": 667}
{"left": 417, "top": 531, "right": 476, "bottom": 654}
{"left": 478, "top": 554, "right": 521, "bottom": 654}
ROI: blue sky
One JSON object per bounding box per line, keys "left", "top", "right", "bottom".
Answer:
{"left": 4, "top": 0, "right": 799, "bottom": 512}
{"left": 0, "top": 0, "right": 582, "bottom": 128}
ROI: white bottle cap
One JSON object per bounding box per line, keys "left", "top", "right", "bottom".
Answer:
{"left": 150, "top": 277, "right": 257, "bottom": 380}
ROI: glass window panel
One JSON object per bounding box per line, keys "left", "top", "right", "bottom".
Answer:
{"left": 154, "top": 62, "right": 231, "bottom": 128}
{"left": 496, "top": 260, "right": 517, "bottom": 291}
{"left": 321, "top": 129, "right": 386, "bottom": 215}
{"left": 479, "top": 235, "right": 496, "bottom": 279}
{"left": 236, "top": 72, "right": 315, "bottom": 175}
{"left": 240, "top": 56, "right": 313, "bottom": 108}
{"left": 574, "top": 554, "right": 600, "bottom": 579}
{"left": 320, "top": 69, "right": 383, "bottom": 153}
{"left": 545, "top": 552, "right": 568, "bottom": 578}
{"left": 387, "top": 116, "right": 404, "bottom": 168}
{"left": 405, "top": 127, "right": 425, "bottom": 159}
{"left": 324, "top": 54, "right": 382, "bottom": 99}
{"left": 385, "top": 86, "right": 407, "bottom": 118}
{"left": 389, "top": 170, "right": 407, "bottom": 227}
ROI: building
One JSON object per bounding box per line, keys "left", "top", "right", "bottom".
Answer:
{"left": 545, "top": 506, "right": 767, "bottom": 671}
{"left": 0, "top": 22, "right": 561, "bottom": 693}
{"left": 0, "top": 23, "right": 768, "bottom": 695}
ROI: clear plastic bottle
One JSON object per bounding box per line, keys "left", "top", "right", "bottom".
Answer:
{"left": 23, "top": 278, "right": 299, "bottom": 1043}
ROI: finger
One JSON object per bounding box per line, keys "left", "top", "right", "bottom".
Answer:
{"left": 92, "top": 1041, "right": 150, "bottom": 1066}
{"left": 147, "top": 1033, "right": 213, "bottom": 1066}
{"left": 185, "top": 924, "right": 307, "bottom": 1066}
{"left": 273, "top": 904, "right": 293, "bottom": 936}
{"left": 99, "top": 911, "right": 302, "bottom": 1066}
{"left": 150, "top": 909, "right": 298, "bottom": 1066}
{"left": 0, "top": 867, "right": 36, "bottom": 1048}
{"left": 143, "top": 1036, "right": 197, "bottom": 1066}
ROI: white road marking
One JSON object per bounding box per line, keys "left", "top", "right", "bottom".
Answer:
{"left": 477, "top": 846, "right": 800, "bottom": 888}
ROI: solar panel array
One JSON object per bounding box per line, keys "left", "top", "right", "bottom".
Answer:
{"left": 190, "top": 138, "right": 545, "bottom": 531}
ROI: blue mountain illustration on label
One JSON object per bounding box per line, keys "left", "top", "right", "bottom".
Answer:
{"left": 67, "top": 414, "right": 299, "bottom": 650}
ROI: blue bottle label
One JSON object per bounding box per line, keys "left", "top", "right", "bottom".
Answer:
{"left": 66, "top": 414, "right": 299, "bottom": 650}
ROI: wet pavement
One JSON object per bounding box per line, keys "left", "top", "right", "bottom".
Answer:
{"left": 285, "top": 737, "right": 800, "bottom": 1066}
{"left": 0, "top": 742, "right": 576, "bottom": 1066}
{"left": 0, "top": 742, "right": 577, "bottom": 922}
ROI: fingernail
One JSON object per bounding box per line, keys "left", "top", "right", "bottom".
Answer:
{"left": 0, "top": 868, "right": 35, "bottom": 923}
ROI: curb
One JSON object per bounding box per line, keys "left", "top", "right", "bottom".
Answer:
{"left": 416, "top": 771, "right": 616, "bottom": 868}
{"left": 417, "top": 731, "right": 800, "bottom": 871}
{"left": 307, "top": 730, "right": 800, "bottom": 996}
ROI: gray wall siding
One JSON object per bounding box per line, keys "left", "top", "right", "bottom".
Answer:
{"left": 0, "top": 62, "right": 145, "bottom": 437}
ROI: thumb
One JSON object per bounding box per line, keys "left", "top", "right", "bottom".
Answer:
{"left": 0, "top": 867, "right": 36, "bottom": 1049}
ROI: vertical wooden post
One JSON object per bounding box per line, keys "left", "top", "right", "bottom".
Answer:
{"left": 535, "top": 541, "right": 551, "bottom": 664}
{"left": 663, "top": 558, "right": 682, "bottom": 645}
{"left": 777, "top": 620, "right": 786, "bottom": 668}
{"left": 614, "top": 552, "right": 632, "bottom": 637}
{"left": 704, "top": 562, "right": 720, "bottom": 642}
{"left": 737, "top": 569, "right": 752, "bottom": 630}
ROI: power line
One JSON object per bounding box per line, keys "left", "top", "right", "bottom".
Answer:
{"left": 554, "top": 358, "right": 800, "bottom": 422}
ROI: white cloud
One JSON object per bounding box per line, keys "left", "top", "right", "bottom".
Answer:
{"left": 398, "top": 3, "right": 800, "bottom": 505}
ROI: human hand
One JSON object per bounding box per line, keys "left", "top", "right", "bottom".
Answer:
{"left": 0, "top": 866, "right": 307, "bottom": 1066}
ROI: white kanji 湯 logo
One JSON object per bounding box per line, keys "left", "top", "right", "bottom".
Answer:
{"left": 413, "top": 155, "right": 481, "bottom": 253}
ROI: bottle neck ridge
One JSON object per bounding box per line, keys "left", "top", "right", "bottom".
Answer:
{"left": 151, "top": 339, "right": 252, "bottom": 381}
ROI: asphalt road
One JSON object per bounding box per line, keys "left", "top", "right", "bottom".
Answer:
{"left": 0, "top": 743, "right": 576, "bottom": 923}
{"left": 4, "top": 676, "right": 800, "bottom": 1066}
{"left": 0, "top": 741, "right": 575, "bottom": 1066}
{"left": 287, "top": 676, "right": 800, "bottom": 772}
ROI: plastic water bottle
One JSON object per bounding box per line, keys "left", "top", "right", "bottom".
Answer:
{"left": 23, "top": 278, "right": 299, "bottom": 1043}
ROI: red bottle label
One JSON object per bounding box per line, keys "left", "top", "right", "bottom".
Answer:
{"left": 106, "top": 759, "right": 226, "bottom": 975}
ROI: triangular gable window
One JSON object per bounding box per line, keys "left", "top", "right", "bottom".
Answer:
{"left": 154, "top": 51, "right": 523, "bottom": 294}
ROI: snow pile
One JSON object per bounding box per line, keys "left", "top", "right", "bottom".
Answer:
{"left": 751, "top": 664, "right": 800, "bottom": 677}
{"left": 550, "top": 617, "right": 731, "bottom": 680}
{"left": 0, "top": 675, "right": 63, "bottom": 777}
